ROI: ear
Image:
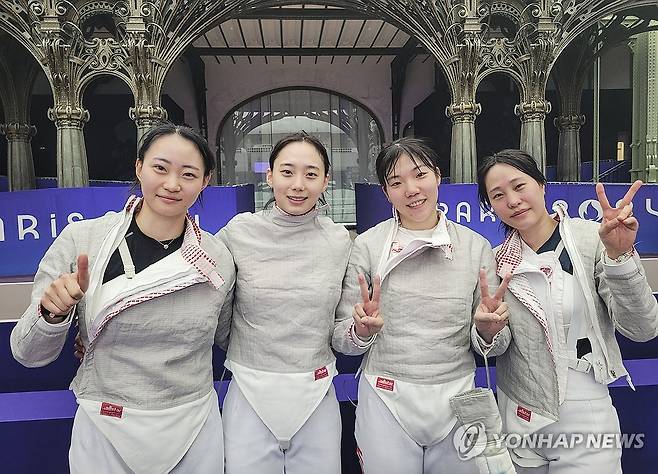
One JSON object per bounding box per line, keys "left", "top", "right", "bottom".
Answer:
{"left": 321, "top": 174, "right": 329, "bottom": 193}
{"left": 135, "top": 159, "right": 143, "bottom": 181}
{"left": 266, "top": 169, "right": 273, "bottom": 188}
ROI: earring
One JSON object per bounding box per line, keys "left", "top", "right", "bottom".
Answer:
{"left": 392, "top": 204, "right": 399, "bottom": 224}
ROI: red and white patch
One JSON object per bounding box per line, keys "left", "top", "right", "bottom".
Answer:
{"left": 540, "top": 266, "right": 553, "bottom": 278}
{"left": 517, "top": 405, "right": 532, "bottom": 422}
{"left": 376, "top": 377, "right": 395, "bottom": 391}
{"left": 100, "top": 402, "right": 123, "bottom": 419}
{"left": 314, "top": 366, "right": 329, "bottom": 380}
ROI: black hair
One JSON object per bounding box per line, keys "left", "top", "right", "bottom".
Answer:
{"left": 375, "top": 137, "right": 441, "bottom": 187}
{"left": 476, "top": 148, "right": 547, "bottom": 235}
{"left": 268, "top": 131, "right": 330, "bottom": 176}
{"left": 264, "top": 131, "right": 330, "bottom": 209}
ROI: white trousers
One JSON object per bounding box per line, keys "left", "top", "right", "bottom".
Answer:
{"left": 223, "top": 380, "right": 342, "bottom": 474}
{"left": 69, "top": 398, "right": 223, "bottom": 474}
{"left": 355, "top": 377, "right": 481, "bottom": 474}
{"left": 514, "top": 395, "right": 622, "bottom": 474}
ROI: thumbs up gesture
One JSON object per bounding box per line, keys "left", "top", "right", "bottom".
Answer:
{"left": 40, "top": 255, "right": 89, "bottom": 319}
{"left": 353, "top": 273, "right": 384, "bottom": 338}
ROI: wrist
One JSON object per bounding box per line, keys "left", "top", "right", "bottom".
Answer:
{"left": 606, "top": 247, "right": 634, "bottom": 262}
{"left": 39, "top": 304, "right": 67, "bottom": 324}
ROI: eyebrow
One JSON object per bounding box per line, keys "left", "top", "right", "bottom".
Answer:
{"left": 386, "top": 165, "right": 424, "bottom": 181}
{"left": 279, "top": 162, "right": 321, "bottom": 170}
{"left": 153, "top": 157, "right": 201, "bottom": 171}
{"left": 488, "top": 176, "right": 524, "bottom": 193}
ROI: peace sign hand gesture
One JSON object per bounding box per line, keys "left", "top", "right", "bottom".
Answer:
{"left": 474, "top": 269, "right": 512, "bottom": 344}
{"left": 353, "top": 273, "right": 384, "bottom": 338}
{"left": 596, "top": 180, "right": 642, "bottom": 259}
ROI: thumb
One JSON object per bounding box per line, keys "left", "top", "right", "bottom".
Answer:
{"left": 76, "top": 254, "right": 89, "bottom": 293}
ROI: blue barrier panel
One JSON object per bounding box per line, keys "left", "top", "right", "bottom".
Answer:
{"left": 355, "top": 182, "right": 658, "bottom": 254}
{"left": 0, "top": 185, "right": 255, "bottom": 277}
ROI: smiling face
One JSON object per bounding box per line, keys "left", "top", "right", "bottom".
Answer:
{"left": 266, "top": 141, "right": 329, "bottom": 215}
{"left": 135, "top": 133, "right": 210, "bottom": 222}
{"left": 483, "top": 163, "right": 549, "bottom": 233}
{"left": 383, "top": 153, "right": 440, "bottom": 230}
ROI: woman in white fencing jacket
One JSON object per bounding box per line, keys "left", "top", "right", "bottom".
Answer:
{"left": 476, "top": 149, "right": 658, "bottom": 473}
{"left": 218, "top": 132, "right": 351, "bottom": 474}
{"left": 11, "top": 123, "right": 236, "bottom": 473}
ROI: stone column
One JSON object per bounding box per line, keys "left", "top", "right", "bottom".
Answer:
{"left": 516, "top": 99, "right": 551, "bottom": 172}
{"left": 554, "top": 114, "right": 586, "bottom": 182}
{"left": 0, "top": 122, "right": 37, "bottom": 190}
{"left": 446, "top": 101, "right": 481, "bottom": 183}
{"left": 130, "top": 105, "right": 168, "bottom": 143}
{"left": 48, "top": 106, "right": 89, "bottom": 187}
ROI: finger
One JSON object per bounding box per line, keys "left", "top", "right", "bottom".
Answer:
{"left": 41, "top": 298, "right": 66, "bottom": 316}
{"left": 54, "top": 278, "right": 78, "bottom": 308}
{"left": 363, "top": 316, "right": 384, "bottom": 332}
{"left": 621, "top": 216, "right": 638, "bottom": 230}
{"left": 478, "top": 269, "right": 490, "bottom": 301}
{"left": 599, "top": 217, "right": 622, "bottom": 235}
{"left": 616, "top": 204, "right": 633, "bottom": 222}
{"left": 474, "top": 312, "right": 503, "bottom": 323}
{"left": 63, "top": 276, "right": 84, "bottom": 301}
{"left": 76, "top": 255, "right": 89, "bottom": 293}
{"left": 620, "top": 180, "right": 643, "bottom": 207}
{"left": 493, "top": 273, "right": 512, "bottom": 301}
{"left": 371, "top": 275, "right": 382, "bottom": 306}
{"left": 354, "top": 303, "right": 367, "bottom": 320}
{"left": 595, "top": 182, "right": 612, "bottom": 211}
{"left": 357, "top": 273, "right": 370, "bottom": 305}
{"left": 494, "top": 302, "right": 508, "bottom": 315}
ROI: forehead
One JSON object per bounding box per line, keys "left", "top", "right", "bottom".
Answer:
{"left": 275, "top": 141, "right": 323, "bottom": 167}
{"left": 485, "top": 163, "right": 529, "bottom": 186}
{"left": 388, "top": 153, "right": 428, "bottom": 176}
{"left": 144, "top": 134, "right": 203, "bottom": 164}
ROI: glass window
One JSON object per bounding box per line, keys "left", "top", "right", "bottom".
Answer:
{"left": 219, "top": 88, "right": 382, "bottom": 224}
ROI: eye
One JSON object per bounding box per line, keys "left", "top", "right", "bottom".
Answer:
{"left": 417, "top": 171, "right": 428, "bottom": 179}
{"left": 515, "top": 183, "right": 525, "bottom": 191}
{"left": 491, "top": 192, "right": 503, "bottom": 200}
{"left": 389, "top": 181, "right": 401, "bottom": 188}
{"left": 281, "top": 169, "right": 293, "bottom": 176}
{"left": 183, "top": 172, "right": 198, "bottom": 179}
{"left": 154, "top": 164, "right": 167, "bottom": 172}
{"left": 306, "top": 172, "right": 318, "bottom": 178}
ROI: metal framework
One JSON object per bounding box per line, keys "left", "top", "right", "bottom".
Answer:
{"left": 0, "top": 0, "right": 657, "bottom": 188}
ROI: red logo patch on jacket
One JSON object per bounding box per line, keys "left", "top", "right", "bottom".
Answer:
{"left": 100, "top": 402, "right": 124, "bottom": 419}
{"left": 517, "top": 405, "right": 532, "bottom": 422}
{"left": 314, "top": 367, "right": 329, "bottom": 380}
{"left": 376, "top": 377, "right": 395, "bottom": 391}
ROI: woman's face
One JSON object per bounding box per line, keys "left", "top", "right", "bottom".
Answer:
{"left": 135, "top": 133, "right": 209, "bottom": 220}
{"left": 383, "top": 153, "right": 440, "bottom": 230}
{"left": 484, "top": 163, "right": 548, "bottom": 233}
{"left": 266, "top": 141, "right": 328, "bottom": 215}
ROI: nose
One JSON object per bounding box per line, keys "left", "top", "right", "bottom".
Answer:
{"left": 291, "top": 175, "right": 305, "bottom": 191}
{"left": 506, "top": 193, "right": 521, "bottom": 208}
{"left": 404, "top": 182, "right": 419, "bottom": 198}
{"left": 164, "top": 175, "right": 182, "bottom": 192}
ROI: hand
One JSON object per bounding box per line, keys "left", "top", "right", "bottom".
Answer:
{"left": 40, "top": 255, "right": 89, "bottom": 317}
{"left": 74, "top": 332, "right": 86, "bottom": 362}
{"left": 353, "top": 273, "right": 384, "bottom": 338}
{"left": 596, "top": 180, "right": 642, "bottom": 259}
{"left": 474, "top": 269, "right": 511, "bottom": 344}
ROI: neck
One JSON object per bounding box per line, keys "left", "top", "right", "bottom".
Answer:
{"left": 400, "top": 211, "right": 440, "bottom": 231}
{"left": 519, "top": 213, "right": 557, "bottom": 251}
{"left": 135, "top": 205, "right": 186, "bottom": 241}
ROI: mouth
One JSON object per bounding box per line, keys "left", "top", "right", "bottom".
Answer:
{"left": 287, "top": 195, "right": 308, "bottom": 204}
{"left": 407, "top": 198, "right": 426, "bottom": 209}
{"left": 511, "top": 209, "right": 529, "bottom": 217}
{"left": 157, "top": 194, "right": 182, "bottom": 203}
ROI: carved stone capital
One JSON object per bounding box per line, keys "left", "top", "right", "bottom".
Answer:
{"left": 515, "top": 100, "right": 552, "bottom": 122}
{"left": 0, "top": 123, "right": 37, "bottom": 141}
{"left": 129, "top": 105, "right": 168, "bottom": 126}
{"left": 554, "top": 114, "right": 586, "bottom": 131}
{"left": 47, "top": 106, "right": 90, "bottom": 129}
{"left": 445, "top": 102, "right": 482, "bottom": 123}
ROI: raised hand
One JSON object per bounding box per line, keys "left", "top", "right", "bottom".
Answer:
{"left": 40, "top": 255, "right": 89, "bottom": 318}
{"left": 353, "top": 273, "right": 384, "bottom": 338}
{"left": 596, "top": 180, "right": 642, "bottom": 259}
{"left": 474, "top": 269, "right": 511, "bottom": 344}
